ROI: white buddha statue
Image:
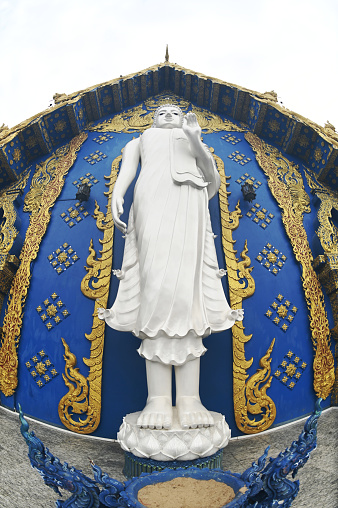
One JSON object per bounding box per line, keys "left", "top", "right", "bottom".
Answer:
{"left": 98, "top": 104, "right": 244, "bottom": 431}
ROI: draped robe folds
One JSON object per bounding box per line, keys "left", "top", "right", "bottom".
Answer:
{"left": 104, "top": 127, "right": 236, "bottom": 365}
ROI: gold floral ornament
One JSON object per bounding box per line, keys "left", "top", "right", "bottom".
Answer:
{"left": 246, "top": 204, "right": 274, "bottom": 230}
{"left": 0, "top": 133, "right": 87, "bottom": 397}
{"left": 60, "top": 202, "right": 89, "bottom": 228}
{"left": 228, "top": 151, "right": 251, "bottom": 166}
{"left": 273, "top": 350, "right": 307, "bottom": 391}
{"left": 25, "top": 350, "right": 58, "bottom": 389}
{"left": 221, "top": 133, "right": 242, "bottom": 145}
{"left": 265, "top": 294, "right": 297, "bottom": 334}
{"left": 35, "top": 362, "right": 47, "bottom": 375}
{"left": 277, "top": 305, "right": 288, "bottom": 319}
{"left": 256, "top": 243, "right": 287, "bottom": 276}
{"left": 46, "top": 304, "right": 57, "bottom": 317}
{"left": 93, "top": 134, "right": 114, "bottom": 145}
{"left": 58, "top": 152, "right": 120, "bottom": 434}
{"left": 235, "top": 174, "right": 262, "bottom": 190}
{"left": 73, "top": 173, "right": 99, "bottom": 188}
{"left": 36, "top": 294, "right": 70, "bottom": 333}
{"left": 48, "top": 243, "right": 79, "bottom": 275}
{"left": 90, "top": 94, "right": 246, "bottom": 135}
{"left": 267, "top": 252, "right": 277, "bottom": 264}
{"left": 83, "top": 151, "right": 107, "bottom": 165}
{"left": 58, "top": 252, "right": 68, "bottom": 264}
{"left": 246, "top": 132, "right": 335, "bottom": 399}
{"left": 213, "top": 151, "right": 276, "bottom": 434}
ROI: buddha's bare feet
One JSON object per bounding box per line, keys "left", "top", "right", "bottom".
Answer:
{"left": 137, "top": 397, "right": 173, "bottom": 430}
{"left": 176, "top": 396, "right": 214, "bottom": 429}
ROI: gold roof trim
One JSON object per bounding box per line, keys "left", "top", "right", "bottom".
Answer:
{"left": 1, "top": 61, "right": 338, "bottom": 176}
{"left": 0, "top": 62, "right": 291, "bottom": 143}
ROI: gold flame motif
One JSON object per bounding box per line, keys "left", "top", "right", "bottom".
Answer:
{"left": 58, "top": 153, "right": 120, "bottom": 433}
{"left": 214, "top": 151, "right": 276, "bottom": 433}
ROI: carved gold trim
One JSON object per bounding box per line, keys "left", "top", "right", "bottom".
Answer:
{"left": 0, "top": 168, "right": 30, "bottom": 317}
{"left": 0, "top": 167, "right": 30, "bottom": 270}
{"left": 50, "top": 62, "right": 281, "bottom": 111}
{"left": 90, "top": 94, "right": 246, "bottom": 135}
{"left": 58, "top": 153, "right": 120, "bottom": 433}
{"left": 0, "top": 255, "right": 19, "bottom": 296}
{"left": 0, "top": 133, "right": 87, "bottom": 397}
{"left": 246, "top": 132, "right": 335, "bottom": 399}
{"left": 304, "top": 170, "right": 338, "bottom": 257}
{"left": 214, "top": 151, "right": 276, "bottom": 433}
{"left": 304, "top": 170, "right": 338, "bottom": 402}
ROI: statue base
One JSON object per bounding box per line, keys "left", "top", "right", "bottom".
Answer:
{"left": 117, "top": 409, "right": 231, "bottom": 463}
{"left": 122, "top": 449, "right": 224, "bottom": 479}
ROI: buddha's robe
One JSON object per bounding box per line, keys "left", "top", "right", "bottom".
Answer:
{"left": 104, "top": 127, "right": 236, "bottom": 364}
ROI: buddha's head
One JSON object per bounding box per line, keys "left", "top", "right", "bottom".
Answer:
{"left": 152, "top": 104, "right": 183, "bottom": 129}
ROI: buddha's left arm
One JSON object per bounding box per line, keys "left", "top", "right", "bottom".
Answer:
{"left": 195, "top": 143, "right": 220, "bottom": 199}
{"left": 183, "top": 112, "right": 220, "bottom": 199}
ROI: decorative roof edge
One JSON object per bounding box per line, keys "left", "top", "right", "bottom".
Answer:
{"left": 1, "top": 61, "right": 338, "bottom": 191}
{"left": 1, "top": 61, "right": 336, "bottom": 144}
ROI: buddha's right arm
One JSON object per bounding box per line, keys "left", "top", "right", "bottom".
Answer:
{"left": 114, "top": 138, "right": 140, "bottom": 197}
{"left": 111, "top": 138, "right": 140, "bottom": 233}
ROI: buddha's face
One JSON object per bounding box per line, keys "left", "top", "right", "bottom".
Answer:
{"left": 155, "top": 107, "right": 182, "bottom": 129}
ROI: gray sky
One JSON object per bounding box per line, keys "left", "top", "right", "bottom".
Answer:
{"left": 1, "top": 0, "right": 338, "bottom": 130}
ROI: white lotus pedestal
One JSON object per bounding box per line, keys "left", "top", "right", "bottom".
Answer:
{"left": 117, "top": 409, "right": 231, "bottom": 478}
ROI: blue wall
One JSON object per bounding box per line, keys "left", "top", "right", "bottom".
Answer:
{"left": 0, "top": 104, "right": 333, "bottom": 438}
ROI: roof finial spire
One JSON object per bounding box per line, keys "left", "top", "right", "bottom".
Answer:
{"left": 165, "top": 44, "right": 169, "bottom": 63}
